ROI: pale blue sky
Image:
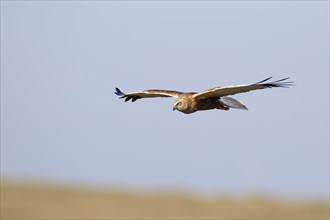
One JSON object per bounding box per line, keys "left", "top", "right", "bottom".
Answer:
{"left": 1, "top": 1, "right": 329, "bottom": 198}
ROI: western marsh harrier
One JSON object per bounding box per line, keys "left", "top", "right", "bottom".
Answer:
{"left": 115, "top": 77, "right": 293, "bottom": 114}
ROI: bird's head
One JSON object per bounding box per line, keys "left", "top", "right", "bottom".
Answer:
{"left": 173, "top": 98, "right": 188, "bottom": 112}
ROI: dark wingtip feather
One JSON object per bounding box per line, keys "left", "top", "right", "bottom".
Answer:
{"left": 260, "top": 77, "right": 294, "bottom": 88}
{"left": 114, "top": 88, "right": 141, "bottom": 102}
{"left": 132, "top": 97, "right": 139, "bottom": 102}
{"left": 255, "top": 77, "right": 273, "bottom": 84}
{"left": 124, "top": 97, "right": 132, "bottom": 102}
{"left": 273, "top": 77, "right": 290, "bottom": 83}
{"left": 114, "top": 87, "right": 125, "bottom": 97}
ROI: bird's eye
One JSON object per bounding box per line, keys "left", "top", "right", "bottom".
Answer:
{"left": 176, "top": 102, "right": 181, "bottom": 107}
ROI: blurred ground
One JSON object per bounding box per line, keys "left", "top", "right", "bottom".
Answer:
{"left": 1, "top": 180, "right": 329, "bottom": 219}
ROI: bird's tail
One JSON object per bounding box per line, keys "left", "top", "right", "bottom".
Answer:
{"left": 221, "top": 97, "right": 248, "bottom": 110}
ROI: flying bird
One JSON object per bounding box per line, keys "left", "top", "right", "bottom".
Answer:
{"left": 115, "top": 77, "right": 293, "bottom": 114}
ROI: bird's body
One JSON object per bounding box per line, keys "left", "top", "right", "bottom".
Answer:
{"left": 115, "top": 77, "right": 293, "bottom": 114}
{"left": 173, "top": 94, "right": 229, "bottom": 114}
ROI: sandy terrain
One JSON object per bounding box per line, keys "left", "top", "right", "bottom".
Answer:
{"left": 1, "top": 181, "right": 329, "bottom": 219}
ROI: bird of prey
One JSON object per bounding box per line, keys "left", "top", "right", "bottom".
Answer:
{"left": 115, "top": 77, "right": 293, "bottom": 114}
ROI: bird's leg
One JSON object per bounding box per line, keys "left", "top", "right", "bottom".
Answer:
{"left": 216, "top": 102, "right": 229, "bottom": 111}
{"left": 217, "top": 105, "right": 229, "bottom": 111}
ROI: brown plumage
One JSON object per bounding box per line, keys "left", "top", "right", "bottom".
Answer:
{"left": 115, "top": 77, "right": 293, "bottom": 114}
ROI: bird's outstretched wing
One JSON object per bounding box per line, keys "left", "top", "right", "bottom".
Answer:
{"left": 193, "top": 77, "right": 294, "bottom": 100}
{"left": 115, "top": 88, "right": 183, "bottom": 102}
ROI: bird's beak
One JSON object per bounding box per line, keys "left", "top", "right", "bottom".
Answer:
{"left": 173, "top": 107, "right": 176, "bottom": 111}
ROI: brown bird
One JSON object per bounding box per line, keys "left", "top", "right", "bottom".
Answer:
{"left": 115, "top": 77, "right": 293, "bottom": 114}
